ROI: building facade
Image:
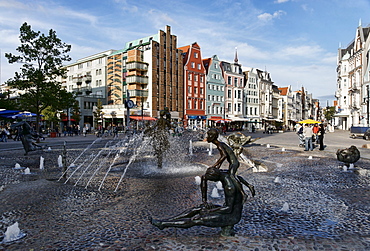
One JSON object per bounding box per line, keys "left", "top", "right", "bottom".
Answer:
{"left": 336, "top": 21, "right": 370, "bottom": 129}
{"left": 178, "top": 42, "right": 206, "bottom": 129}
{"left": 203, "top": 55, "right": 225, "bottom": 126}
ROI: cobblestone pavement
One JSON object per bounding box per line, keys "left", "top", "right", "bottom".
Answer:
{"left": 0, "top": 131, "right": 370, "bottom": 250}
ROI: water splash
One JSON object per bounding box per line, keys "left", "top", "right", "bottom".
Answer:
{"left": 1, "top": 222, "right": 26, "bottom": 243}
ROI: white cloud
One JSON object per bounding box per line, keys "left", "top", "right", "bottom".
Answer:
{"left": 258, "top": 10, "right": 286, "bottom": 22}
{"left": 274, "top": 0, "right": 289, "bottom": 3}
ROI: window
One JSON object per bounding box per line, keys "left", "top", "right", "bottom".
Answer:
{"left": 194, "top": 52, "right": 198, "bottom": 58}
{"left": 234, "top": 77, "right": 238, "bottom": 87}
{"left": 228, "top": 90, "right": 232, "bottom": 98}
{"left": 78, "top": 63, "right": 83, "bottom": 69}
{"left": 214, "top": 63, "right": 218, "bottom": 68}
{"left": 188, "top": 73, "right": 192, "bottom": 80}
{"left": 198, "top": 64, "right": 201, "bottom": 70}
{"left": 237, "top": 90, "right": 241, "bottom": 99}
{"left": 227, "top": 103, "right": 231, "bottom": 112}
{"left": 208, "top": 106, "right": 211, "bottom": 113}
{"left": 191, "top": 62, "right": 195, "bottom": 68}
{"left": 200, "top": 88, "right": 203, "bottom": 94}
{"left": 228, "top": 76, "right": 231, "bottom": 85}
{"left": 208, "top": 95, "right": 211, "bottom": 101}
{"left": 194, "top": 87, "right": 197, "bottom": 94}
{"left": 195, "top": 75, "right": 198, "bottom": 81}
{"left": 188, "top": 100, "right": 191, "bottom": 109}
{"left": 98, "top": 58, "right": 103, "bottom": 64}
{"left": 188, "top": 86, "right": 191, "bottom": 93}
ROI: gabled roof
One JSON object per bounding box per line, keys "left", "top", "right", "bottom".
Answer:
{"left": 178, "top": 45, "right": 190, "bottom": 54}
{"left": 278, "top": 87, "right": 289, "bottom": 96}
{"left": 202, "top": 58, "right": 212, "bottom": 71}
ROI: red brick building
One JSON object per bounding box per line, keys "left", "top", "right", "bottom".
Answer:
{"left": 178, "top": 42, "right": 206, "bottom": 129}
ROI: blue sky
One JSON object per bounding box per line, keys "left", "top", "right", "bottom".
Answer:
{"left": 1, "top": 0, "right": 370, "bottom": 105}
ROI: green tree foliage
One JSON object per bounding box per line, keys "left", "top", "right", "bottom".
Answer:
{"left": 5, "top": 22, "right": 72, "bottom": 133}
{"left": 0, "top": 91, "right": 19, "bottom": 110}
{"left": 93, "top": 99, "right": 104, "bottom": 126}
{"left": 324, "top": 106, "right": 336, "bottom": 122}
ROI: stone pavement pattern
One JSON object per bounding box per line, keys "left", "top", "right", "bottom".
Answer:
{"left": 0, "top": 130, "right": 370, "bottom": 250}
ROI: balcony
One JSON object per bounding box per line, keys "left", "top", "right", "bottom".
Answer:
{"left": 128, "top": 89, "right": 148, "bottom": 98}
{"left": 126, "top": 61, "right": 148, "bottom": 71}
{"left": 73, "top": 86, "right": 92, "bottom": 95}
{"left": 83, "top": 75, "right": 92, "bottom": 83}
{"left": 126, "top": 75, "right": 148, "bottom": 84}
{"left": 72, "top": 77, "right": 82, "bottom": 85}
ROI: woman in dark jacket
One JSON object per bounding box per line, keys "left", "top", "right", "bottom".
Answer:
{"left": 318, "top": 124, "right": 325, "bottom": 150}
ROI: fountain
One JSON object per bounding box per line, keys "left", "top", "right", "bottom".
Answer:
{"left": 14, "top": 163, "right": 22, "bottom": 169}
{"left": 189, "top": 140, "right": 193, "bottom": 155}
{"left": 1, "top": 222, "right": 26, "bottom": 243}
{"left": 58, "top": 111, "right": 206, "bottom": 191}
{"left": 208, "top": 142, "right": 213, "bottom": 156}
{"left": 211, "top": 187, "right": 221, "bottom": 198}
{"left": 58, "top": 155, "right": 63, "bottom": 168}
{"left": 39, "top": 156, "right": 44, "bottom": 170}
{"left": 24, "top": 168, "right": 31, "bottom": 175}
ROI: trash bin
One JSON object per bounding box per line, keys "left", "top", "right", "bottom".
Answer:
{"left": 50, "top": 132, "right": 57, "bottom": 138}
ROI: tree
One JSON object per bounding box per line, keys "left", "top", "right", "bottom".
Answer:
{"left": 5, "top": 22, "right": 72, "bottom": 134}
{"left": 93, "top": 99, "right": 104, "bottom": 127}
{"left": 324, "top": 106, "right": 336, "bottom": 123}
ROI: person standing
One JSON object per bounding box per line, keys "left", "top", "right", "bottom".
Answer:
{"left": 303, "top": 124, "right": 313, "bottom": 151}
{"left": 318, "top": 124, "right": 325, "bottom": 150}
{"left": 296, "top": 124, "right": 304, "bottom": 147}
{"left": 312, "top": 123, "right": 319, "bottom": 144}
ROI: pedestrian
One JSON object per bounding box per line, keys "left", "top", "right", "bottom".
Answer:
{"left": 312, "top": 123, "right": 319, "bottom": 143}
{"left": 82, "top": 126, "right": 87, "bottom": 137}
{"left": 0, "top": 127, "right": 8, "bottom": 142}
{"left": 318, "top": 124, "right": 325, "bottom": 150}
{"left": 303, "top": 124, "right": 313, "bottom": 151}
{"left": 296, "top": 124, "right": 304, "bottom": 147}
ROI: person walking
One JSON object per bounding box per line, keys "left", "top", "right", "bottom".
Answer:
{"left": 303, "top": 124, "right": 313, "bottom": 151}
{"left": 296, "top": 124, "right": 304, "bottom": 147}
{"left": 318, "top": 124, "right": 325, "bottom": 150}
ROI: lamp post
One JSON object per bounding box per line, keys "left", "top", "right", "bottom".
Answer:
{"left": 366, "top": 85, "right": 370, "bottom": 127}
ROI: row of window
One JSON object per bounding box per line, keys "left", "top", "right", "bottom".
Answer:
{"left": 227, "top": 76, "right": 243, "bottom": 87}
{"left": 187, "top": 99, "right": 204, "bottom": 110}
{"left": 190, "top": 62, "right": 202, "bottom": 70}
{"left": 226, "top": 90, "right": 243, "bottom": 99}
{"left": 188, "top": 86, "right": 204, "bottom": 94}
{"left": 207, "top": 106, "right": 223, "bottom": 114}
{"left": 75, "top": 58, "right": 103, "bottom": 70}
{"left": 208, "top": 84, "right": 225, "bottom": 91}
{"left": 207, "top": 95, "right": 224, "bottom": 102}
{"left": 188, "top": 73, "right": 205, "bottom": 82}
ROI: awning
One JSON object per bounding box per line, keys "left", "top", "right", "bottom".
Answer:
{"left": 208, "top": 116, "right": 223, "bottom": 121}
{"left": 333, "top": 112, "right": 350, "bottom": 117}
{"left": 188, "top": 115, "right": 206, "bottom": 120}
{"left": 130, "top": 116, "right": 157, "bottom": 121}
{"left": 230, "top": 117, "right": 250, "bottom": 121}
{"left": 216, "top": 119, "right": 232, "bottom": 123}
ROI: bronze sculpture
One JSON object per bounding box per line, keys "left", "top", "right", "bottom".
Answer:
{"left": 11, "top": 121, "right": 43, "bottom": 155}
{"left": 226, "top": 132, "right": 260, "bottom": 158}
{"left": 150, "top": 128, "right": 255, "bottom": 236}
